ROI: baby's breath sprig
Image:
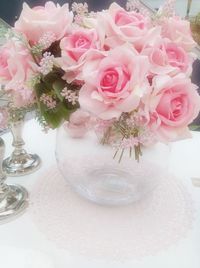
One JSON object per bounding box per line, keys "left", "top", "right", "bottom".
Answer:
{"left": 99, "top": 112, "right": 150, "bottom": 162}
{"left": 113, "top": 115, "right": 142, "bottom": 162}
{"left": 126, "top": 0, "right": 150, "bottom": 17}
{"left": 40, "top": 93, "right": 57, "bottom": 110}
{"left": 157, "top": 0, "right": 176, "bottom": 18}
{"left": 72, "top": 2, "right": 88, "bottom": 15}
{"left": 61, "top": 87, "right": 79, "bottom": 106}
{"left": 35, "top": 110, "right": 51, "bottom": 133}
{"left": 72, "top": 2, "right": 96, "bottom": 27}
{"left": 152, "top": 0, "right": 176, "bottom": 24}
{"left": 31, "top": 32, "right": 57, "bottom": 57}
{"left": 38, "top": 52, "right": 55, "bottom": 76}
{"left": 26, "top": 74, "right": 42, "bottom": 89}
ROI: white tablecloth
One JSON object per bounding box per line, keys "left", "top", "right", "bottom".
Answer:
{"left": 0, "top": 120, "right": 200, "bottom": 268}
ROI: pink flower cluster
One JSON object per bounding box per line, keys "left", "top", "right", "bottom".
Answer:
{"left": 0, "top": 1, "right": 199, "bottom": 143}
{"left": 0, "top": 39, "right": 36, "bottom": 107}
{"left": 0, "top": 1, "right": 73, "bottom": 108}
{"left": 40, "top": 93, "right": 57, "bottom": 109}
{"left": 65, "top": 2, "right": 199, "bottom": 142}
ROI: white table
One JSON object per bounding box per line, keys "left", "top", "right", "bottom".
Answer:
{"left": 0, "top": 120, "right": 200, "bottom": 268}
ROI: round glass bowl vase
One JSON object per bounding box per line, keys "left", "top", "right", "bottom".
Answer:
{"left": 56, "top": 125, "right": 170, "bottom": 206}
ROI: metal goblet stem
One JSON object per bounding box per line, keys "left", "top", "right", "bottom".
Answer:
{"left": 0, "top": 137, "right": 28, "bottom": 223}
{"left": 3, "top": 118, "right": 41, "bottom": 176}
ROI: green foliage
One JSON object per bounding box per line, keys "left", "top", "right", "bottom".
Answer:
{"left": 53, "top": 80, "right": 65, "bottom": 102}
{"left": 35, "top": 110, "right": 47, "bottom": 129}
{"left": 34, "top": 70, "right": 79, "bottom": 129}
{"left": 0, "top": 18, "right": 29, "bottom": 48}
{"left": 0, "top": 18, "right": 11, "bottom": 45}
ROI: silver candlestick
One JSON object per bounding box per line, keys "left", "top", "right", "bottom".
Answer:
{"left": 3, "top": 118, "right": 41, "bottom": 176}
{"left": 0, "top": 137, "right": 28, "bottom": 222}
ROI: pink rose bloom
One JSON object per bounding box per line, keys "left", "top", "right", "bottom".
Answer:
{"left": 15, "top": 1, "right": 73, "bottom": 45}
{"left": 146, "top": 74, "right": 200, "bottom": 142}
{"left": 65, "top": 109, "right": 91, "bottom": 138}
{"left": 0, "top": 39, "right": 37, "bottom": 107}
{"left": 59, "top": 28, "right": 101, "bottom": 82}
{"left": 161, "top": 17, "right": 196, "bottom": 51}
{"left": 0, "top": 46, "right": 12, "bottom": 81}
{"left": 100, "top": 3, "right": 160, "bottom": 51}
{"left": 142, "top": 40, "right": 191, "bottom": 76}
{"left": 79, "top": 45, "right": 150, "bottom": 120}
{"left": 4, "top": 40, "right": 36, "bottom": 87}
{"left": 60, "top": 29, "right": 99, "bottom": 62}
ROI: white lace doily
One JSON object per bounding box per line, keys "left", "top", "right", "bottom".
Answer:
{"left": 30, "top": 167, "right": 194, "bottom": 260}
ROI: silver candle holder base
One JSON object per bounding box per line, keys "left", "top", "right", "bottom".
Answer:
{"left": 0, "top": 138, "right": 28, "bottom": 223}
{"left": 0, "top": 184, "right": 28, "bottom": 222}
{"left": 3, "top": 152, "right": 41, "bottom": 177}
{"left": 3, "top": 117, "right": 41, "bottom": 177}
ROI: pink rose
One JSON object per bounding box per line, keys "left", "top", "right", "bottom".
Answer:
{"left": 0, "top": 46, "right": 12, "bottom": 81}
{"left": 146, "top": 74, "right": 200, "bottom": 142}
{"left": 65, "top": 109, "right": 91, "bottom": 138}
{"left": 58, "top": 28, "right": 101, "bottom": 82}
{"left": 161, "top": 17, "right": 196, "bottom": 51}
{"left": 56, "top": 28, "right": 104, "bottom": 83}
{"left": 100, "top": 3, "right": 160, "bottom": 51}
{"left": 60, "top": 29, "right": 99, "bottom": 62}
{"left": 0, "top": 39, "right": 37, "bottom": 107}
{"left": 79, "top": 45, "right": 150, "bottom": 120}
{"left": 15, "top": 1, "right": 73, "bottom": 45}
{"left": 4, "top": 40, "right": 36, "bottom": 86}
{"left": 142, "top": 40, "right": 191, "bottom": 76}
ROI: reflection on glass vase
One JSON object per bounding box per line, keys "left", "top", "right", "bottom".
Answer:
{"left": 3, "top": 117, "right": 41, "bottom": 176}
{"left": 0, "top": 137, "right": 28, "bottom": 222}
{"left": 56, "top": 125, "right": 170, "bottom": 206}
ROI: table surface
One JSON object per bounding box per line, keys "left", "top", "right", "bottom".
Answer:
{"left": 0, "top": 120, "right": 200, "bottom": 268}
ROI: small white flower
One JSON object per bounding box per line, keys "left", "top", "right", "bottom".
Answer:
{"left": 61, "top": 87, "right": 78, "bottom": 105}
{"left": 40, "top": 93, "right": 57, "bottom": 109}
{"left": 38, "top": 31, "right": 56, "bottom": 50}
{"left": 38, "top": 52, "right": 54, "bottom": 76}
{"left": 72, "top": 2, "right": 88, "bottom": 15}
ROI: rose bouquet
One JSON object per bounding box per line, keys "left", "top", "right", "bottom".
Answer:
{"left": 0, "top": 0, "right": 200, "bottom": 161}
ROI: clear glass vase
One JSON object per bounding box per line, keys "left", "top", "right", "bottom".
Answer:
{"left": 56, "top": 125, "right": 170, "bottom": 206}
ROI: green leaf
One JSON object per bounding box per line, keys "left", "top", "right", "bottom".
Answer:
{"left": 52, "top": 80, "right": 65, "bottom": 102}
{"left": 0, "top": 18, "right": 28, "bottom": 47}
{"left": 42, "top": 102, "right": 75, "bottom": 129}
{"left": 42, "top": 68, "right": 64, "bottom": 86}
{"left": 34, "top": 76, "right": 79, "bottom": 129}
{"left": 34, "top": 80, "right": 51, "bottom": 97}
